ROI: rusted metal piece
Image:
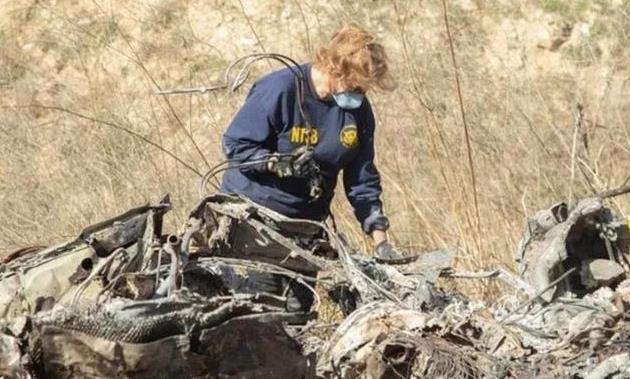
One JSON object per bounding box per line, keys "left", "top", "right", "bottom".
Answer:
{"left": 1, "top": 245, "right": 46, "bottom": 264}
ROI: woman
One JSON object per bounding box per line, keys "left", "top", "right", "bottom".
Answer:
{"left": 221, "top": 26, "right": 400, "bottom": 260}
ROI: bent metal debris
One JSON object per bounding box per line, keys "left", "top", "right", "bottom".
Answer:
{"left": 1, "top": 194, "right": 630, "bottom": 378}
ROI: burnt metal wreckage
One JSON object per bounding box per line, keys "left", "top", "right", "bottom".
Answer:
{"left": 1, "top": 192, "right": 630, "bottom": 378}
{"left": 4, "top": 52, "right": 630, "bottom": 378}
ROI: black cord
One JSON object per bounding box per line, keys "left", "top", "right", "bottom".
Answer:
{"left": 228, "top": 53, "right": 313, "bottom": 133}
{"left": 198, "top": 53, "right": 319, "bottom": 198}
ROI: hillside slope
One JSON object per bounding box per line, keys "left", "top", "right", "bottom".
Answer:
{"left": 1, "top": 0, "right": 628, "bottom": 297}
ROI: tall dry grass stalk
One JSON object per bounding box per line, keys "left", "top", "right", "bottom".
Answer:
{"left": 1, "top": 0, "right": 629, "bottom": 300}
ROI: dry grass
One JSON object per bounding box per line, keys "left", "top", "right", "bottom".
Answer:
{"left": 1, "top": 0, "right": 629, "bottom": 300}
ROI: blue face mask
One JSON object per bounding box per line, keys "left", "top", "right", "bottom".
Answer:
{"left": 332, "top": 91, "right": 364, "bottom": 110}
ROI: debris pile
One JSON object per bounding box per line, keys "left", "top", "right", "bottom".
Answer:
{"left": 1, "top": 195, "right": 629, "bottom": 378}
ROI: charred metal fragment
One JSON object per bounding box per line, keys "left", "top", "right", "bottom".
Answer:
{"left": 79, "top": 196, "right": 171, "bottom": 257}
{"left": 516, "top": 198, "right": 629, "bottom": 301}
{"left": 2, "top": 194, "right": 630, "bottom": 378}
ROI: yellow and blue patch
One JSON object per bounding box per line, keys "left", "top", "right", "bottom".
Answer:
{"left": 340, "top": 125, "right": 359, "bottom": 149}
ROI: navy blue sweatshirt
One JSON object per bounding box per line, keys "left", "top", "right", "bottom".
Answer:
{"left": 220, "top": 64, "right": 389, "bottom": 234}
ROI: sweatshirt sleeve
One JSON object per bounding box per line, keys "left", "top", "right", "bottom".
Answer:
{"left": 221, "top": 83, "right": 276, "bottom": 172}
{"left": 342, "top": 103, "right": 390, "bottom": 234}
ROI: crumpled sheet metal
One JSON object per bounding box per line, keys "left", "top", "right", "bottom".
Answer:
{"left": 396, "top": 249, "right": 455, "bottom": 282}
{"left": 0, "top": 316, "right": 33, "bottom": 378}
{"left": 188, "top": 194, "right": 332, "bottom": 275}
{"left": 0, "top": 241, "right": 96, "bottom": 320}
{"left": 41, "top": 327, "right": 201, "bottom": 379}
{"left": 317, "top": 302, "right": 435, "bottom": 378}
{"left": 14, "top": 291, "right": 311, "bottom": 378}
{"left": 499, "top": 286, "right": 621, "bottom": 354}
{"left": 317, "top": 248, "right": 630, "bottom": 379}
{"left": 0, "top": 331, "right": 25, "bottom": 378}
{"left": 4, "top": 195, "right": 630, "bottom": 378}
{"left": 198, "top": 316, "right": 310, "bottom": 378}
{"left": 189, "top": 257, "right": 316, "bottom": 311}
{"left": 371, "top": 333, "right": 486, "bottom": 379}
{"left": 77, "top": 198, "right": 170, "bottom": 257}
{"left": 0, "top": 196, "right": 320, "bottom": 378}
{"left": 585, "top": 353, "right": 630, "bottom": 379}
{"left": 0, "top": 200, "right": 169, "bottom": 321}
{"left": 515, "top": 197, "right": 613, "bottom": 301}
{"left": 316, "top": 302, "right": 498, "bottom": 379}
{"left": 39, "top": 321, "right": 308, "bottom": 379}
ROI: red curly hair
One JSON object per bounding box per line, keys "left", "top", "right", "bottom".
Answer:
{"left": 314, "top": 26, "right": 396, "bottom": 92}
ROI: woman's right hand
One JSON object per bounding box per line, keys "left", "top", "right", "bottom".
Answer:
{"left": 267, "top": 147, "right": 319, "bottom": 178}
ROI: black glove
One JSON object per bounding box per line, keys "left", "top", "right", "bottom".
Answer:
{"left": 375, "top": 241, "right": 402, "bottom": 261}
{"left": 266, "top": 154, "right": 296, "bottom": 178}
{"left": 267, "top": 146, "right": 319, "bottom": 178}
